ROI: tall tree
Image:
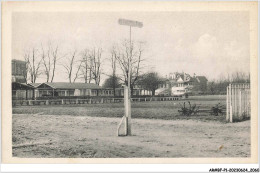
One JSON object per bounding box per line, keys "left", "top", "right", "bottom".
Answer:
{"left": 41, "top": 42, "right": 59, "bottom": 82}
{"left": 103, "top": 76, "right": 121, "bottom": 89}
{"left": 24, "top": 48, "right": 42, "bottom": 83}
{"left": 80, "top": 49, "right": 91, "bottom": 83}
{"left": 137, "top": 72, "right": 163, "bottom": 96}
{"left": 79, "top": 47, "right": 102, "bottom": 85}
{"left": 62, "top": 50, "right": 82, "bottom": 83}
{"left": 107, "top": 46, "right": 118, "bottom": 96}
{"left": 113, "top": 40, "right": 145, "bottom": 95}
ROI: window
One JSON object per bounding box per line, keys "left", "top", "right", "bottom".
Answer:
{"left": 87, "top": 89, "right": 91, "bottom": 96}
{"left": 92, "top": 90, "right": 97, "bottom": 96}
{"left": 69, "top": 90, "right": 74, "bottom": 96}
{"left": 61, "top": 91, "right": 65, "bottom": 96}
{"left": 17, "top": 66, "right": 21, "bottom": 75}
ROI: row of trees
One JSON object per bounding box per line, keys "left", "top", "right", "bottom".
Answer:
{"left": 23, "top": 40, "right": 250, "bottom": 96}
{"left": 206, "top": 72, "right": 250, "bottom": 95}
{"left": 24, "top": 42, "right": 103, "bottom": 85}
{"left": 23, "top": 40, "right": 146, "bottom": 92}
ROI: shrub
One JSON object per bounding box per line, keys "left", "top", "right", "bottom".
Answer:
{"left": 233, "top": 111, "right": 250, "bottom": 122}
{"left": 178, "top": 101, "right": 200, "bottom": 116}
{"left": 211, "top": 103, "right": 224, "bottom": 116}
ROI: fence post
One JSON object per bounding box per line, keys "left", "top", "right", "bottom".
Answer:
{"left": 229, "top": 84, "right": 232, "bottom": 122}
{"left": 239, "top": 89, "right": 242, "bottom": 119}
{"left": 230, "top": 105, "right": 233, "bottom": 123}
{"left": 226, "top": 86, "right": 229, "bottom": 122}
{"left": 28, "top": 100, "right": 32, "bottom": 106}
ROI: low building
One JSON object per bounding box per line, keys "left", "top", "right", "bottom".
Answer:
{"left": 115, "top": 86, "right": 152, "bottom": 97}
{"left": 12, "top": 82, "right": 35, "bottom": 100}
{"left": 34, "top": 82, "right": 102, "bottom": 97}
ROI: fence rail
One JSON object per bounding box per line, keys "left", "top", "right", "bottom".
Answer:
{"left": 226, "top": 83, "right": 250, "bottom": 122}
{"left": 12, "top": 96, "right": 181, "bottom": 106}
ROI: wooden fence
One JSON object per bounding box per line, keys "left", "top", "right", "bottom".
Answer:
{"left": 226, "top": 83, "right": 250, "bottom": 122}
{"left": 12, "top": 96, "right": 181, "bottom": 106}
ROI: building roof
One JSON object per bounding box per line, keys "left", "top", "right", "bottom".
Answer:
{"left": 38, "top": 82, "right": 102, "bottom": 90}
{"left": 12, "top": 76, "right": 26, "bottom": 83}
{"left": 28, "top": 83, "right": 42, "bottom": 88}
{"left": 12, "top": 59, "right": 26, "bottom": 64}
{"left": 12, "top": 82, "right": 35, "bottom": 90}
{"left": 196, "top": 76, "right": 208, "bottom": 83}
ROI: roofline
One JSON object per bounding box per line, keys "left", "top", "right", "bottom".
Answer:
{"left": 38, "top": 83, "right": 56, "bottom": 89}
{"left": 12, "top": 82, "right": 35, "bottom": 89}
{"left": 28, "top": 83, "right": 42, "bottom": 87}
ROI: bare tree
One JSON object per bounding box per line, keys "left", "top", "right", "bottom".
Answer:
{"left": 62, "top": 50, "right": 82, "bottom": 83}
{"left": 80, "top": 49, "right": 93, "bottom": 83}
{"left": 114, "top": 40, "right": 145, "bottom": 94}
{"left": 24, "top": 48, "right": 42, "bottom": 83}
{"left": 22, "top": 60, "right": 29, "bottom": 84}
{"left": 41, "top": 42, "right": 59, "bottom": 82}
{"left": 231, "top": 71, "right": 250, "bottom": 83}
{"left": 91, "top": 47, "right": 102, "bottom": 85}
{"left": 109, "top": 46, "right": 118, "bottom": 96}
{"left": 50, "top": 44, "right": 59, "bottom": 82}
{"left": 80, "top": 47, "right": 102, "bottom": 85}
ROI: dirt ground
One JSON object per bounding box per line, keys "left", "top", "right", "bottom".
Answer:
{"left": 12, "top": 113, "right": 250, "bottom": 158}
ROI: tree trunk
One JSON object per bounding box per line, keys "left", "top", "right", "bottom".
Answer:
{"left": 130, "top": 86, "right": 134, "bottom": 97}
{"left": 152, "top": 90, "right": 155, "bottom": 96}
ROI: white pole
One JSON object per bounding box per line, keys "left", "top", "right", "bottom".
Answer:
{"left": 239, "top": 88, "right": 242, "bottom": 118}
{"left": 229, "top": 84, "right": 232, "bottom": 123}
{"left": 127, "top": 26, "right": 132, "bottom": 135}
{"left": 124, "top": 85, "right": 129, "bottom": 135}
{"left": 226, "top": 85, "right": 229, "bottom": 121}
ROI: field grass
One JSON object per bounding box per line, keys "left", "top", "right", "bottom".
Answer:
{"left": 12, "top": 95, "right": 251, "bottom": 158}
{"left": 12, "top": 95, "right": 226, "bottom": 122}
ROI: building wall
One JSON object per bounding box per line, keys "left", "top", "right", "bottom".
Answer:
{"left": 12, "top": 60, "right": 27, "bottom": 83}
{"left": 12, "top": 90, "right": 34, "bottom": 100}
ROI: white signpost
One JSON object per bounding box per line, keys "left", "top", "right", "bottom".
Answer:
{"left": 118, "top": 18, "right": 143, "bottom": 136}
{"left": 118, "top": 19, "right": 143, "bottom": 28}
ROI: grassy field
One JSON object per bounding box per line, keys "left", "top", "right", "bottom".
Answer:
{"left": 12, "top": 95, "right": 250, "bottom": 158}
{"left": 13, "top": 95, "right": 226, "bottom": 122}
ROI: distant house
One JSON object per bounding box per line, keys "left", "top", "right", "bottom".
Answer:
{"left": 156, "top": 72, "right": 208, "bottom": 95}
{"left": 191, "top": 75, "right": 208, "bottom": 94}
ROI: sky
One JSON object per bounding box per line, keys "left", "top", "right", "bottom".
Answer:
{"left": 12, "top": 11, "right": 250, "bottom": 84}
